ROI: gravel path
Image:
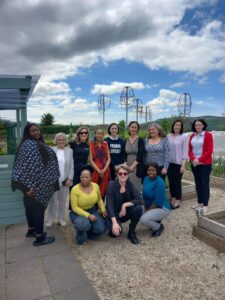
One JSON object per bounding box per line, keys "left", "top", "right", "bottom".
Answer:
{"left": 63, "top": 186, "right": 225, "bottom": 300}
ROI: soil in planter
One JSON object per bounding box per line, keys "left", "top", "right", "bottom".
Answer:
{"left": 214, "top": 217, "right": 225, "bottom": 225}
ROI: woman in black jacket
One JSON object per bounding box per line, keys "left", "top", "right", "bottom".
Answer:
{"left": 106, "top": 164, "right": 143, "bottom": 244}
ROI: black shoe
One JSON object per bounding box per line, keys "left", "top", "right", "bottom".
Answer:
{"left": 128, "top": 229, "right": 139, "bottom": 244}
{"left": 26, "top": 229, "right": 36, "bottom": 238}
{"left": 33, "top": 235, "right": 55, "bottom": 246}
{"left": 151, "top": 224, "right": 164, "bottom": 237}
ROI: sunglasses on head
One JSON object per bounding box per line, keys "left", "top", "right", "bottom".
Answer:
{"left": 79, "top": 131, "right": 88, "bottom": 135}
{"left": 118, "top": 172, "right": 128, "bottom": 176}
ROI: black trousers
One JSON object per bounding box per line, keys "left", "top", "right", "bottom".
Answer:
{"left": 167, "top": 163, "right": 183, "bottom": 199}
{"left": 106, "top": 205, "right": 143, "bottom": 236}
{"left": 23, "top": 196, "right": 46, "bottom": 235}
{"left": 191, "top": 164, "right": 212, "bottom": 206}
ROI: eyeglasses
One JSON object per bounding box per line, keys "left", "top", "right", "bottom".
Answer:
{"left": 79, "top": 131, "right": 88, "bottom": 135}
{"left": 118, "top": 172, "right": 128, "bottom": 176}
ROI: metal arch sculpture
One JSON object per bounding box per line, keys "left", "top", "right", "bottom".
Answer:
{"left": 98, "top": 94, "right": 111, "bottom": 124}
{"left": 140, "top": 105, "right": 152, "bottom": 123}
{"left": 120, "top": 86, "right": 135, "bottom": 126}
{"left": 178, "top": 93, "right": 192, "bottom": 117}
{"left": 133, "top": 98, "right": 143, "bottom": 122}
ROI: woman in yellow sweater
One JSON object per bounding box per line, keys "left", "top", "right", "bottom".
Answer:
{"left": 69, "top": 167, "right": 107, "bottom": 245}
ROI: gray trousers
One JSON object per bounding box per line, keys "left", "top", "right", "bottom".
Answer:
{"left": 47, "top": 185, "right": 69, "bottom": 222}
{"left": 140, "top": 208, "right": 170, "bottom": 231}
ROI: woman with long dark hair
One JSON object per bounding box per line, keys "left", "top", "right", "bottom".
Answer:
{"left": 167, "top": 120, "right": 188, "bottom": 209}
{"left": 189, "top": 119, "right": 213, "bottom": 214}
{"left": 11, "top": 123, "right": 60, "bottom": 246}
{"left": 105, "top": 123, "right": 125, "bottom": 180}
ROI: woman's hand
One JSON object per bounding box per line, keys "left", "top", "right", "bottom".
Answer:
{"left": 26, "top": 188, "right": 36, "bottom": 198}
{"left": 161, "top": 167, "right": 167, "bottom": 175}
{"left": 88, "top": 214, "right": 97, "bottom": 222}
{"left": 101, "top": 211, "right": 107, "bottom": 218}
{"left": 180, "top": 166, "right": 186, "bottom": 173}
{"left": 98, "top": 169, "right": 104, "bottom": 177}
{"left": 65, "top": 179, "right": 73, "bottom": 187}
{"left": 112, "top": 222, "right": 121, "bottom": 236}
{"left": 120, "top": 203, "right": 127, "bottom": 217}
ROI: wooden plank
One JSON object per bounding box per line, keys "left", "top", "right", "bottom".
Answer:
{"left": 198, "top": 216, "right": 225, "bottom": 239}
{"left": 0, "top": 208, "right": 25, "bottom": 218}
{"left": 206, "top": 210, "right": 225, "bottom": 220}
{"left": 0, "top": 201, "right": 24, "bottom": 210}
{"left": 0, "top": 216, "right": 26, "bottom": 226}
{"left": 0, "top": 194, "right": 23, "bottom": 202}
{"left": 193, "top": 225, "right": 225, "bottom": 253}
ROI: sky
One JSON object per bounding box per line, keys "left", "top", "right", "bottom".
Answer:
{"left": 0, "top": 0, "right": 225, "bottom": 125}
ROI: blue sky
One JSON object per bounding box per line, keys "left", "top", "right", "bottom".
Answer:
{"left": 0, "top": 0, "right": 225, "bottom": 125}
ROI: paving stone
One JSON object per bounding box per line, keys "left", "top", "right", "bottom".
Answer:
{"left": 36, "top": 296, "right": 53, "bottom": 300}
{"left": 42, "top": 251, "right": 90, "bottom": 294}
{"left": 38, "top": 237, "right": 69, "bottom": 256}
{"left": 0, "top": 226, "right": 5, "bottom": 239}
{"left": 53, "top": 286, "right": 100, "bottom": 300}
{"left": 0, "top": 250, "right": 5, "bottom": 266}
{"left": 44, "top": 227, "right": 67, "bottom": 240}
{"left": 0, "top": 266, "right": 6, "bottom": 300}
{"left": 6, "top": 224, "right": 27, "bottom": 238}
{"left": 7, "top": 257, "right": 51, "bottom": 300}
{"left": 6, "top": 234, "right": 32, "bottom": 249}
{"left": 0, "top": 238, "right": 5, "bottom": 250}
{"left": 7, "top": 245, "right": 39, "bottom": 263}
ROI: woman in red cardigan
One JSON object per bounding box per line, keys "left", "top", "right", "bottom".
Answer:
{"left": 189, "top": 119, "right": 213, "bottom": 214}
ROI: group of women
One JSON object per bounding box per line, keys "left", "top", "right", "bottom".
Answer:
{"left": 11, "top": 118, "right": 213, "bottom": 246}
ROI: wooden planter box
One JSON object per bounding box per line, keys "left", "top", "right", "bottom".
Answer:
{"left": 166, "top": 180, "right": 196, "bottom": 201}
{"left": 193, "top": 210, "right": 225, "bottom": 253}
{"left": 184, "top": 171, "right": 225, "bottom": 190}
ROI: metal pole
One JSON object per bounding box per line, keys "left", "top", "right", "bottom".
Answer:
{"left": 103, "top": 95, "right": 105, "bottom": 125}
{"left": 126, "top": 87, "right": 128, "bottom": 126}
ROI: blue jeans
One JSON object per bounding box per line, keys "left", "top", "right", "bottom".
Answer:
{"left": 191, "top": 164, "right": 212, "bottom": 206}
{"left": 69, "top": 208, "right": 106, "bottom": 244}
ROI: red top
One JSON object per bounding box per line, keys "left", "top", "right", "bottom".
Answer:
{"left": 189, "top": 131, "right": 213, "bottom": 165}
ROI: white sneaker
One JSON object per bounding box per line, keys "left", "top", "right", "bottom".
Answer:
{"left": 202, "top": 206, "right": 208, "bottom": 214}
{"left": 59, "top": 220, "right": 67, "bottom": 227}
{"left": 46, "top": 221, "right": 53, "bottom": 227}
{"left": 192, "top": 203, "right": 203, "bottom": 209}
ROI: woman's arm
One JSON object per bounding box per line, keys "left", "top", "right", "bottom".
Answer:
{"left": 70, "top": 188, "right": 90, "bottom": 218}
{"left": 102, "top": 147, "right": 111, "bottom": 173}
{"left": 162, "top": 137, "right": 169, "bottom": 173}
{"left": 198, "top": 132, "right": 213, "bottom": 163}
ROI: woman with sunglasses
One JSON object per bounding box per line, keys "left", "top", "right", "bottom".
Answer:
{"left": 69, "top": 127, "right": 90, "bottom": 186}
{"left": 90, "top": 128, "right": 111, "bottom": 199}
{"left": 140, "top": 163, "right": 171, "bottom": 237}
{"left": 106, "top": 164, "right": 143, "bottom": 244}
{"left": 105, "top": 123, "right": 125, "bottom": 180}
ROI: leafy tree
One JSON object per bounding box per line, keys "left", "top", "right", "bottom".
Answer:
{"left": 118, "top": 120, "right": 126, "bottom": 138}
{"left": 159, "top": 118, "right": 170, "bottom": 134}
{"left": 40, "top": 113, "right": 55, "bottom": 126}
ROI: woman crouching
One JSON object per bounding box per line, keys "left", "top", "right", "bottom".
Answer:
{"left": 106, "top": 164, "right": 143, "bottom": 244}
{"left": 140, "top": 163, "right": 171, "bottom": 237}
{"left": 69, "top": 167, "right": 106, "bottom": 245}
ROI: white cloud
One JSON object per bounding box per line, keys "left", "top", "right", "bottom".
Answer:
{"left": 170, "top": 82, "right": 186, "bottom": 88}
{"left": 91, "top": 81, "right": 145, "bottom": 95}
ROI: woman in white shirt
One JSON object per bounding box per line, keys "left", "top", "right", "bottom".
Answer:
{"left": 47, "top": 133, "right": 74, "bottom": 227}
{"left": 167, "top": 120, "right": 188, "bottom": 209}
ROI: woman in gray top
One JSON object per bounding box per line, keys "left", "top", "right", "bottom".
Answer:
{"left": 144, "top": 123, "right": 169, "bottom": 180}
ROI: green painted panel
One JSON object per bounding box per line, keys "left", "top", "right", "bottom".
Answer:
{"left": 0, "top": 208, "right": 25, "bottom": 218}
{"left": 0, "top": 179, "right": 11, "bottom": 187}
{"left": 0, "top": 216, "right": 26, "bottom": 226}
{"left": 0, "top": 77, "right": 31, "bottom": 89}
{"left": 0, "top": 194, "right": 23, "bottom": 203}
{"left": 0, "top": 188, "right": 21, "bottom": 196}
{"left": 0, "top": 201, "right": 24, "bottom": 210}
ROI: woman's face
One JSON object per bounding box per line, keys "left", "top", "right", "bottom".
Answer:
{"left": 195, "top": 121, "right": 204, "bottom": 133}
{"left": 79, "top": 128, "right": 89, "bottom": 142}
{"left": 29, "top": 125, "right": 41, "bottom": 140}
{"left": 173, "top": 122, "right": 182, "bottom": 134}
{"left": 56, "top": 136, "right": 66, "bottom": 149}
{"left": 117, "top": 167, "right": 129, "bottom": 183}
{"left": 80, "top": 170, "right": 92, "bottom": 186}
{"left": 128, "top": 123, "right": 138, "bottom": 135}
{"left": 149, "top": 126, "right": 159, "bottom": 138}
{"left": 109, "top": 125, "right": 118, "bottom": 137}
{"left": 95, "top": 130, "right": 104, "bottom": 142}
{"left": 147, "top": 166, "right": 157, "bottom": 179}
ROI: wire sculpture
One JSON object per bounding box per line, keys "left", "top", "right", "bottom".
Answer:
{"left": 133, "top": 99, "right": 143, "bottom": 122}
{"left": 98, "top": 94, "right": 111, "bottom": 124}
{"left": 140, "top": 106, "right": 152, "bottom": 123}
{"left": 178, "top": 93, "right": 192, "bottom": 118}
{"left": 120, "top": 86, "right": 135, "bottom": 126}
